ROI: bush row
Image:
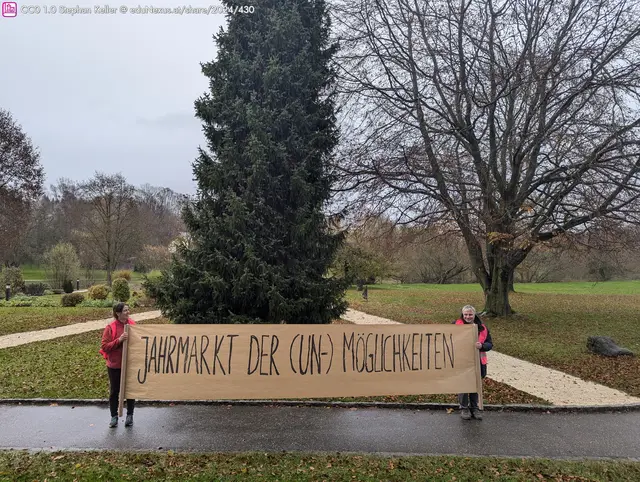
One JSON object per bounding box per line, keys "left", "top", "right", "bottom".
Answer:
{"left": 4, "top": 277, "right": 133, "bottom": 302}
{"left": 0, "top": 293, "right": 151, "bottom": 308}
{"left": 1, "top": 266, "right": 135, "bottom": 296}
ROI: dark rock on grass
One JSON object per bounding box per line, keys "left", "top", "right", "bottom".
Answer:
{"left": 587, "top": 336, "right": 635, "bottom": 357}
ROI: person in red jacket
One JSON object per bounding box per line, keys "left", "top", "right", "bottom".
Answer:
{"left": 100, "top": 302, "right": 136, "bottom": 428}
{"left": 454, "top": 304, "right": 493, "bottom": 421}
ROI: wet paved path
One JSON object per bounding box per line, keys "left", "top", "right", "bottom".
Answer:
{"left": 1, "top": 404, "right": 639, "bottom": 460}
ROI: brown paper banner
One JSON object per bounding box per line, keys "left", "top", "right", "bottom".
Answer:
{"left": 123, "top": 323, "right": 480, "bottom": 400}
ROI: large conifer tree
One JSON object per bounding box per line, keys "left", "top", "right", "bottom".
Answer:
{"left": 148, "top": 0, "right": 348, "bottom": 324}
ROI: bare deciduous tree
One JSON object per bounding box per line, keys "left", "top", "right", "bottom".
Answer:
{"left": 331, "top": 0, "right": 640, "bottom": 315}
{"left": 78, "top": 172, "right": 139, "bottom": 285}
{"left": 515, "top": 245, "right": 561, "bottom": 283}
{"left": 136, "top": 185, "right": 185, "bottom": 243}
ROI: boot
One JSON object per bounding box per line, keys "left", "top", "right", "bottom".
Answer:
{"left": 109, "top": 416, "right": 118, "bottom": 428}
{"left": 460, "top": 408, "right": 471, "bottom": 420}
{"left": 125, "top": 414, "right": 133, "bottom": 427}
{"left": 471, "top": 409, "right": 483, "bottom": 420}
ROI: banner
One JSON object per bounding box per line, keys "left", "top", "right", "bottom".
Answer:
{"left": 120, "top": 323, "right": 482, "bottom": 407}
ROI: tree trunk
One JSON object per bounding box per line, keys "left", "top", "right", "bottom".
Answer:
{"left": 484, "top": 253, "right": 513, "bottom": 316}
{"left": 508, "top": 269, "right": 515, "bottom": 293}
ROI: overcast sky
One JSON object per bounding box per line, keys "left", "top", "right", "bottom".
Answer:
{"left": 1, "top": 2, "right": 234, "bottom": 195}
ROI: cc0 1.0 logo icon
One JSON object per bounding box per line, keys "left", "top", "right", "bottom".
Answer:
{"left": 2, "top": 2, "right": 18, "bottom": 17}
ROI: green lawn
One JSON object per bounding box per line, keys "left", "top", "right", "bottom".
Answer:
{"left": 0, "top": 451, "right": 640, "bottom": 481}
{"left": 0, "top": 321, "right": 169, "bottom": 399}
{"left": 0, "top": 451, "right": 638, "bottom": 481}
{"left": 348, "top": 282, "right": 640, "bottom": 397}
{"left": 20, "top": 264, "right": 159, "bottom": 282}
{"left": 383, "top": 280, "right": 640, "bottom": 295}
{"left": 511, "top": 280, "right": 639, "bottom": 295}
{"left": 0, "top": 307, "right": 114, "bottom": 336}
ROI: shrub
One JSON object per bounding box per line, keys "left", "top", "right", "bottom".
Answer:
{"left": 61, "top": 293, "right": 84, "bottom": 307}
{"left": 1, "top": 266, "right": 25, "bottom": 294}
{"left": 0, "top": 295, "right": 32, "bottom": 307}
{"left": 0, "top": 294, "right": 60, "bottom": 307}
{"left": 52, "top": 289, "right": 64, "bottom": 295}
{"left": 44, "top": 242, "right": 80, "bottom": 290}
{"left": 30, "top": 297, "right": 61, "bottom": 307}
{"left": 87, "top": 284, "right": 109, "bottom": 300}
{"left": 24, "top": 282, "right": 49, "bottom": 296}
{"left": 62, "top": 279, "right": 74, "bottom": 294}
{"left": 113, "top": 269, "right": 132, "bottom": 281}
{"left": 133, "top": 292, "right": 156, "bottom": 308}
{"left": 142, "top": 272, "right": 162, "bottom": 297}
{"left": 112, "top": 278, "right": 130, "bottom": 302}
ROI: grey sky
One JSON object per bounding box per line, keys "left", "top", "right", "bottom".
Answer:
{"left": 1, "top": 2, "right": 233, "bottom": 194}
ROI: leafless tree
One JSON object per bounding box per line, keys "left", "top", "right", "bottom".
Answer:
{"left": 0, "top": 109, "right": 44, "bottom": 264}
{"left": 78, "top": 172, "right": 139, "bottom": 285}
{"left": 331, "top": 0, "right": 640, "bottom": 315}
{"left": 417, "top": 235, "right": 470, "bottom": 284}
{"left": 136, "top": 184, "right": 186, "bottom": 247}
{"left": 514, "top": 245, "right": 561, "bottom": 283}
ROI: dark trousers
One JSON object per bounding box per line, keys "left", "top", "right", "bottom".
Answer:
{"left": 107, "top": 367, "right": 135, "bottom": 417}
{"left": 458, "top": 363, "right": 487, "bottom": 410}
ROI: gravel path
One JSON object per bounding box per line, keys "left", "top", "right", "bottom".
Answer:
{"left": 0, "top": 310, "right": 162, "bottom": 349}
{"left": 342, "top": 309, "right": 640, "bottom": 406}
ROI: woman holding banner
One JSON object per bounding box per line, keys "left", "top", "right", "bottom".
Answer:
{"left": 100, "top": 302, "right": 136, "bottom": 428}
{"left": 453, "top": 305, "right": 492, "bottom": 420}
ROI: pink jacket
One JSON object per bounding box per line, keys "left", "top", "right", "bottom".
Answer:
{"left": 100, "top": 318, "right": 136, "bottom": 369}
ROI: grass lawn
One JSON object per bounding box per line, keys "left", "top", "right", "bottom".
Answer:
{"left": 347, "top": 281, "right": 640, "bottom": 397}
{"left": 0, "top": 320, "right": 169, "bottom": 399}
{"left": 0, "top": 451, "right": 638, "bottom": 481}
{"left": 20, "top": 264, "right": 160, "bottom": 282}
{"left": 0, "top": 307, "right": 114, "bottom": 336}
{"left": 512, "top": 280, "right": 640, "bottom": 295}
{"left": 383, "top": 280, "right": 640, "bottom": 295}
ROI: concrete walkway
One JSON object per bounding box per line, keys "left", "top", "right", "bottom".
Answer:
{"left": 0, "top": 310, "right": 162, "bottom": 349}
{"left": 342, "top": 309, "right": 640, "bottom": 406}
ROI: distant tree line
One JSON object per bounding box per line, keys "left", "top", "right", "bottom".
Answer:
{"left": 0, "top": 130, "right": 185, "bottom": 285}
{"left": 335, "top": 215, "right": 640, "bottom": 287}
{"left": 25, "top": 174, "right": 184, "bottom": 284}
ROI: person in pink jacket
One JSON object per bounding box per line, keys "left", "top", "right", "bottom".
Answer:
{"left": 453, "top": 304, "right": 493, "bottom": 420}
{"left": 100, "top": 302, "right": 136, "bottom": 428}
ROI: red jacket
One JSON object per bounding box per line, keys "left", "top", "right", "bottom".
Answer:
{"left": 100, "top": 318, "right": 136, "bottom": 369}
{"left": 455, "top": 319, "right": 492, "bottom": 365}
